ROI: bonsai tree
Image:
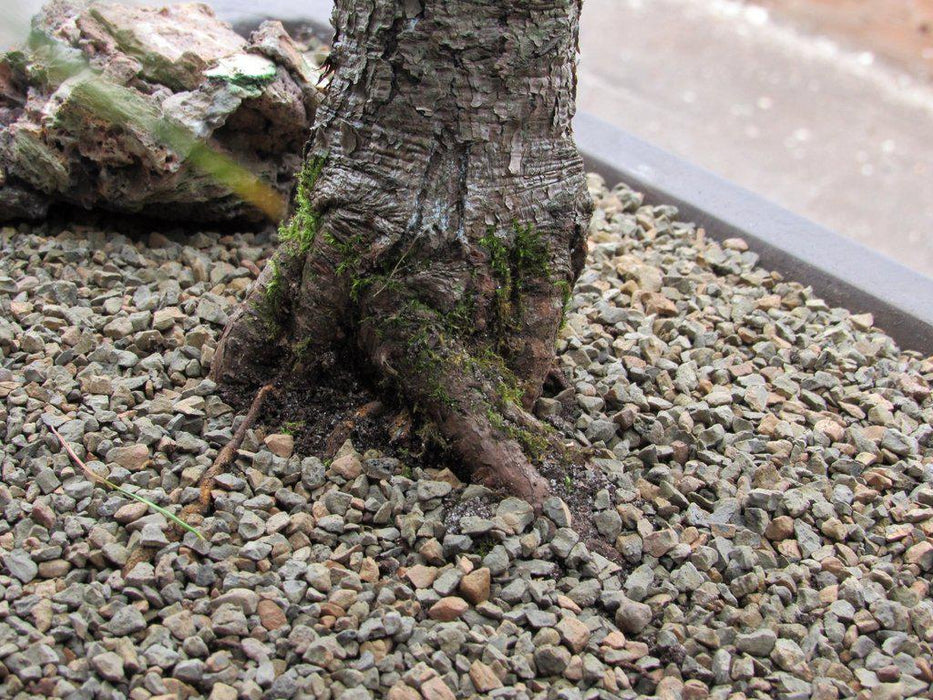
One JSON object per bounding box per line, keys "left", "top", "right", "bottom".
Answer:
{"left": 213, "top": 0, "right": 592, "bottom": 507}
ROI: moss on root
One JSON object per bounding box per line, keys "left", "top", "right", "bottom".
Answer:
{"left": 480, "top": 222, "right": 575, "bottom": 339}
{"left": 555, "top": 279, "right": 573, "bottom": 328}
{"left": 256, "top": 258, "right": 286, "bottom": 337}
{"left": 253, "top": 154, "right": 329, "bottom": 341}
{"left": 364, "top": 289, "right": 563, "bottom": 468}
{"left": 278, "top": 154, "right": 327, "bottom": 255}
{"left": 480, "top": 223, "right": 552, "bottom": 302}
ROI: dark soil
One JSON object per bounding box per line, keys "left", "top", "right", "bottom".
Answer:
{"left": 252, "top": 360, "right": 383, "bottom": 457}
{"left": 220, "top": 351, "right": 623, "bottom": 564}
{"left": 220, "top": 348, "right": 445, "bottom": 467}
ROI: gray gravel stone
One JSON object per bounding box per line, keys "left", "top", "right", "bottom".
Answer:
{"left": 104, "top": 606, "right": 147, "bottom": 636}
{"left": 2, "top": 549, "right": 37, "bottom": 583}
{"left": 736, "top": 629, "right": 777, "bottom": 656}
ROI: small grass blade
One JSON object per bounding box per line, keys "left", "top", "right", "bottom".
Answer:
{"left": 44, "top": 416, "right": 206, "bottom": 541}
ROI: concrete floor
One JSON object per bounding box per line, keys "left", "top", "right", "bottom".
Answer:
{"left": 577, "top": 0, "right": 933, "bottom": 279}
{"left": 3, "top": 0, "right": 932, "bottom": 278}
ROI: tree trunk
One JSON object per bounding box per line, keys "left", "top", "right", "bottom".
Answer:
{"left": 212, "top": 0, "right": 592, "bottom": 507}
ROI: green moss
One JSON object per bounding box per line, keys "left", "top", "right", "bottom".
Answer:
{"left": 292, "top": 336, "right": 314, "bottom": 358}
{"left": 463, "top": 345, "right": 525, "bottom": 406}
{"left": 555, "top": 279, "right": 573, "bottom": 328}
{"left": 479, "top": 229, "right": 512, "bottom": 301}
{"left": 473, "top": 534, "right": 495, "bottom": 557}
{"left": 264, "top": 259, "right": 284, "bottom": 306}
{"left": 484, "top": 404, "right": 549, "bottom": 463}
{"left": 323, "top": 230, "right": 366, "bottom": 279}
{"left": 256, "top": 258, "right": 287, "bottom": 337}
{"left": 480, "top": 223, "right": 556, "bottom": 343}
{"left": 280, "top": 420, "right": 305, "bottom": 436}
{"left": 349, "top": 272, "right": 405, "bottom": 303}
{"left": 279, "top": 154, "right": 327, "bottom": 255}
{"left": 480, "top": 223, "right": 551, "bottom": 297}
{"left": 512, "top": 223, "right": 551, "bottom": 284}
{"left": 513, "top": 425, "right": 550, "bottom": 463}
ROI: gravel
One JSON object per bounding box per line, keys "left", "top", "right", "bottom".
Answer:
{"left": 0, "top": 174, "right": 931, "bottom": 699}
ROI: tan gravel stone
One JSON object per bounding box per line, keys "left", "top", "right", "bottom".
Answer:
{"left": 330, "top": 454, "right": 362, "bottom": 479}
{"left": 906, "top": 541, "right": 933, "bottom": 570}
{"left": 264, "top": 434, "right": 294, "bottom": 459}
{"left": 557, "top": 595, "right": 582, "bottom": 613}
{"left": 359, "top": 557, "right": 380, "bottom": 582}
{"left": 258, "top": 600, "right": 287, "bottom": 630}
{"left": 208, "top": 684, "right": 238, "bottom": 700}
{"left": 643, "top": 528, "right": 678, "bottom": 558}
{"left": 601, "top": 631, "right": 627, "bottom": 649}
{"left": 469, "top": 660, "right": 503, "bottom": 692}
{"left": 387, "top": 684, "right": 421, "bottom": 700}
{"left": 821, "top": 518, "right": 847, "bottom": 541}
{"left": 765, "top": 516, "right": 795, "bottom": 541}
{"left": 106, "top": 445, "right": 150, "bottom": 471}
{"left": 722, "top": 237, "right": 748, "bottom": 251}
{"left": 153, "top": 307, "right": 186, "bottom": 330}
{"left": 428, "top": 596, "right": 468, "bottom": 622}
{"left": 405, "top": 565, "right": 438, "bottom": 589}
{"left": 814, "top": 418, "right": 844, "bottom": 442}
{"left": 458, "top": 567, "right": 491, "bottom": 604}
{"left": 114, "top": 502, "right": 149, "bottom": 524}
{"left": 420, "top": 676, "right": 456, "bottom": 700}
{"left": 639, "top": 291, "right": 677, "bottom": 316}
{"left": 556, "top": 616, "right": 590, "bottom": 653}
{"left": 683, "top": 679, "right": 711, "bottom": 699}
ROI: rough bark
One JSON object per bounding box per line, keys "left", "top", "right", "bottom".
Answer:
{"left": 213, "top": 0, "right": 592, "bottom": 506}
{"left": 0, "top": 1, "right": 323, "bottom": 223}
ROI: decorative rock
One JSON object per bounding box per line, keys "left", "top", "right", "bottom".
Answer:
{"left": 614, "top": 596, "right": 653, "bottom": 634}
{"left": 469, "top": 660, "right": 503, "bottom": 692}
{"left": 458, "top": 567, "right": 491, "bottom": 605}
{"left": 0, "top": 3, "right": 321, "bottom": 222}
{"left": 556, "top": 616, "right": 590, "bottom": 653}
{"left": 428, "top": 597, "right": 469, "bottom": 622}
{"left": 264, "top": 434, "right": 294, "bottom": 459}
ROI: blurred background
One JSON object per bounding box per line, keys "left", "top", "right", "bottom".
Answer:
{"left": 3, "top": 0, "right": 932, "bottom": 277}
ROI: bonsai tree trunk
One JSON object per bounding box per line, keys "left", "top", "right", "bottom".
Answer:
{"left": 213, "top": 0, "right": 592, "bottom": 507}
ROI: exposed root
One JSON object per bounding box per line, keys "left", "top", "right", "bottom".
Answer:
{"left": 387, "top": 408, "right": 414, "bottom": 444}
{"left": 181, "top": 383, "right": 276, "bottom": 522}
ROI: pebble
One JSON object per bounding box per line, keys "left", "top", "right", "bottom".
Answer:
{"left": 428, "top": 597, "right": 469, "bottom": 622}
{"left": 2, "top": 549, "right": 38, "bottom": 583}
{"left": 458, "top": 567, "right": 491, "bottom": 604}
{"left": 264, "top": 433, "right": 294, "bottom": 458}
